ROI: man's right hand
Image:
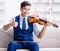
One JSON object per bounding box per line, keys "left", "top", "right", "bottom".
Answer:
{"left": 3, "top": 19, "right": 18, "bottom": 31}
{"left": 10, "top": 20, "right": 18, "bottom": 27}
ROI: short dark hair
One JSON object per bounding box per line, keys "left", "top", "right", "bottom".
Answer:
{"left": 21, "top": 1, "right": 31, "bottom": 8}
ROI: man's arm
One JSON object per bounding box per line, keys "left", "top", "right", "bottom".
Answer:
{"left": 3, "top": 23, "right": 11, "bottom": 31}
{"left": 3, "top": 20, "right": 18, "bottom": 31}
{"left": 37, "top": 22, "right": 51, "bottom": 39}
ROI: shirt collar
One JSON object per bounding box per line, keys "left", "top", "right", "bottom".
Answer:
{"left": 20, "top": 14, "right": 27, "bottom": 20}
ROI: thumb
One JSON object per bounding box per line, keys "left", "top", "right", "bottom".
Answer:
{"left": 10, "top": 18, "right": 15, "bottom": 26}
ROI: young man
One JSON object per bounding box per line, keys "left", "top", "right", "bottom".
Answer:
{"left": 3, "top": 1, "right": 51, "bottom": 51}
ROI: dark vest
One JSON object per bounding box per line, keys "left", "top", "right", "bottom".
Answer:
{"left": 13, "top": 15, "right": 33, "bottom": 41}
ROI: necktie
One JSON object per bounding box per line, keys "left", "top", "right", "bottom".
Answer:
{"left": 22, "top": 18, "right": 26, "bottom": 30}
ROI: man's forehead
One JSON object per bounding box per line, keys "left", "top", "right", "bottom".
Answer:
{"left": 22, "top": 6, "right": 31, "bottom": 8}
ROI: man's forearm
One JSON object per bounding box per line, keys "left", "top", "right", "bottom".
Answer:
{"left": 3, "top": 23, "right": 11, "bottom": 31}
{"left": 37, "top": 25, "right": 47, "bottom": 39}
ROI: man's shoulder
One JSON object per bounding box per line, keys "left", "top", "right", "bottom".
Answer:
{"left": 15, "top": 15, "right": 20, "bottom": 19}
{"left": 15, "top": 15, "right": 20, "bottom": 18}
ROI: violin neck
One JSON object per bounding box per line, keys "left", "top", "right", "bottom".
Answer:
{"left": 39, "top": 18, "right": 58, "bottom": 28}
{"left": 52, "top": 23, "right": 59, "bottom": 28}
{"left": 39, "top": 18, "right": 47, "bottom": 23}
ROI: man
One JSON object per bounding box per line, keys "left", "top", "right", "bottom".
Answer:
{"left": 3, "top": 1, "right": 51, "bottom": 51}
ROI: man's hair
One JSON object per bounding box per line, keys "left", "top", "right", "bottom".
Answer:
{"left": 21, "top": 1, "right": 31, "bottom": 8}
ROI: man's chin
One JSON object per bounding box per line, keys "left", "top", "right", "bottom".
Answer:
{"left": 24, "top": 14, "right": 29, "bottom": 17}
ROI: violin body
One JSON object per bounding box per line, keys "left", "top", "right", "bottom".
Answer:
{"left": 28, "top": 14, "right": 59, "bottom": 28}
{"left": 28, "top": 17, "right": 47, "bottom": 25}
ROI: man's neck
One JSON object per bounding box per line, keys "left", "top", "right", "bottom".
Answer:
{"left": 21, "top": 14, "right": 26, "bottom": 18}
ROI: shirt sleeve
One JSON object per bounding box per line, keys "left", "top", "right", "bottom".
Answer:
{"left": 33, "top": 23, "right": 43, "bottom": 37}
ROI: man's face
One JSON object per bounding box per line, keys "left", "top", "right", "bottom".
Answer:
{"left": 20, "top": 6, "right": 31, "bottom": 17}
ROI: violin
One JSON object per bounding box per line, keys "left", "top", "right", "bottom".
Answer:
{"left": 28, "top": 14, "right": 59, "bottom": 28}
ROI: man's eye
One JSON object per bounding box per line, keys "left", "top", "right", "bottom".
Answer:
{"left": 23, "top": 8, "right": 26, "bottom": 10}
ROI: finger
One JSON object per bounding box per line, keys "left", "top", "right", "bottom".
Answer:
{"left": 11, "top": 18, "right": 15, "bottom": 23}
{"left": 44, "top": 17, "right": 47, "bottom": 20}
{"left": 42, "top": 17, "right": 47, "bottom": 21}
